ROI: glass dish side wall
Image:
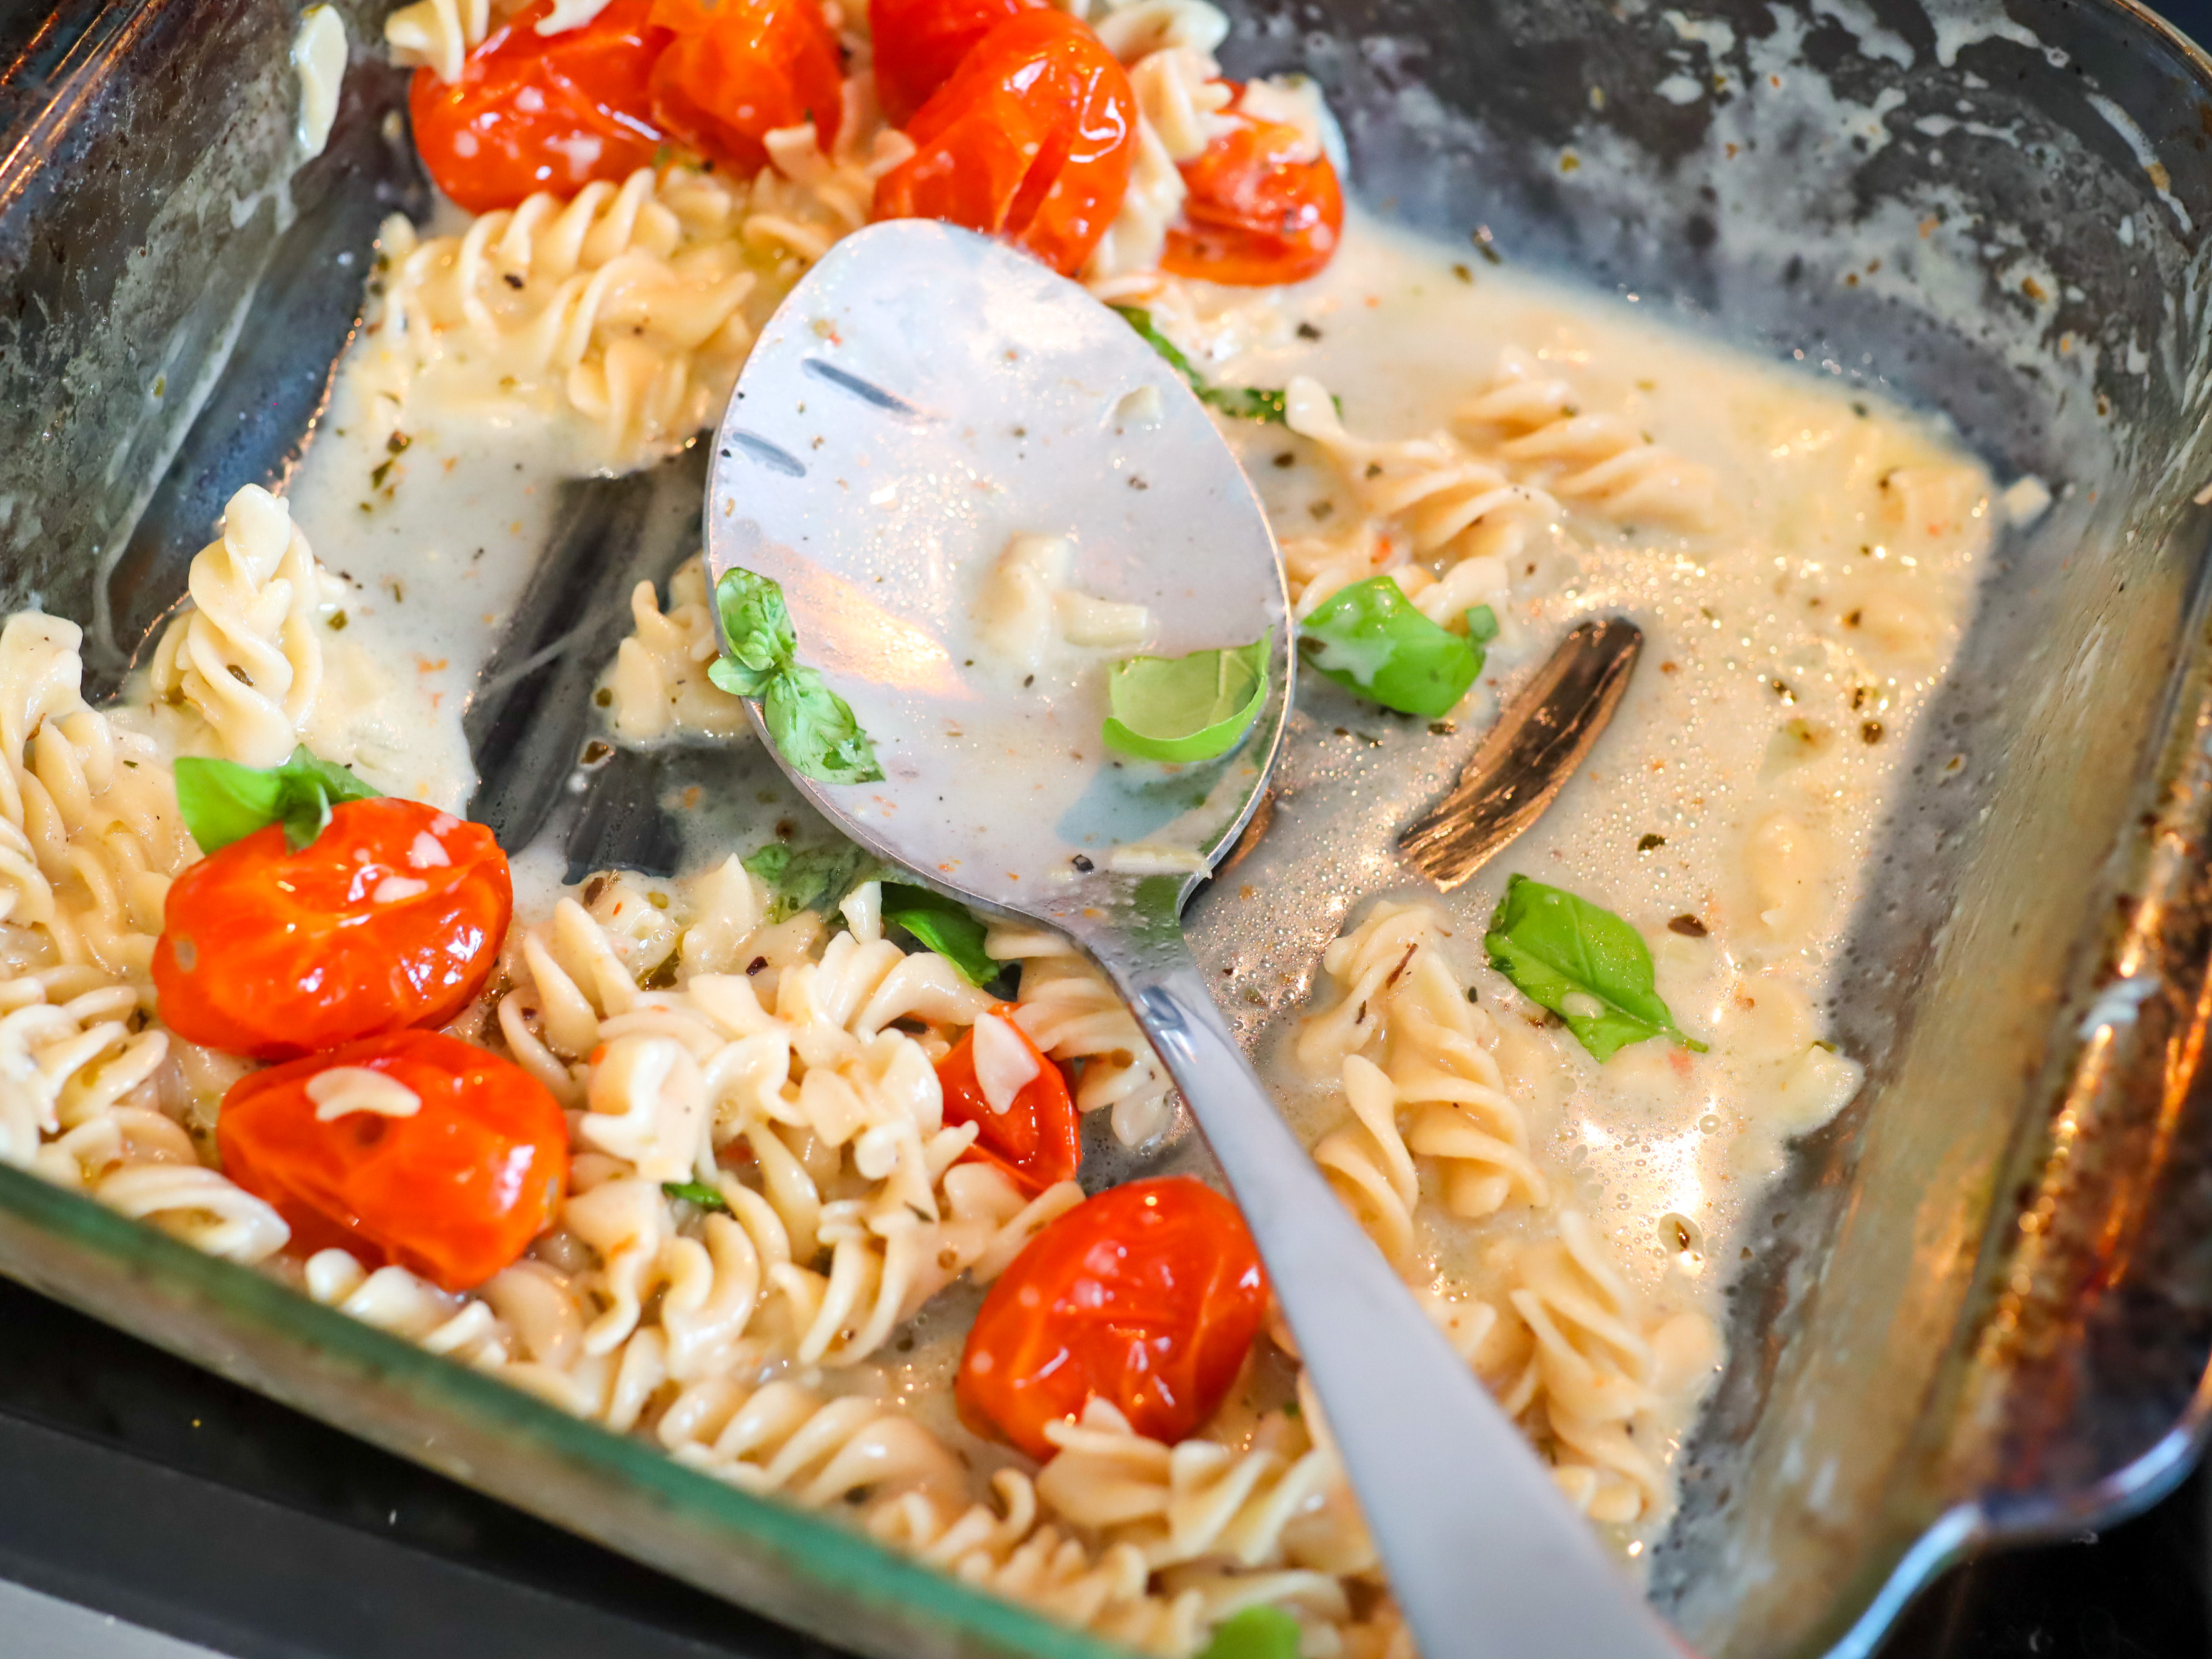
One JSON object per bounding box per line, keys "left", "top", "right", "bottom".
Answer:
{"left": 1, "top": 4, "right": 2211, "bottom": 1659}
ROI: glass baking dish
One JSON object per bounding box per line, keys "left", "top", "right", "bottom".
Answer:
{"left": 3, "top": 1, "right": 2212, "bottom": 1656}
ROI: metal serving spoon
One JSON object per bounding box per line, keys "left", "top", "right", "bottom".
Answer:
{"left": 703, "top": 220, "right": 1683, "bottom": 1659}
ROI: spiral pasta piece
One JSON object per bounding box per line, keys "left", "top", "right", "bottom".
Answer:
{"left": 387, "top": 0, "right": 616, "bottom": 82}
{"left": 1299, "top": 903, "right": 1550, "bottom": 1241}
{"left": 1491, "top": 1212, "right": 1674, "bottom": 1525}
{"left": 147, "top": 484, "right": 334, "bottom": 769}
{"left": 1036, "top": 1397, "right": 1372, "bottom": 1575}
{"left": 384, "top": 0, "right": 490, "bottom": 82}
{"left": 1291, "top": 901, "right": 1708, "bottom": 1531}
{"left": 989, "top": 924, "right": 1176, "bottom": 1147}
{"left": 602, "top": 557, "right": 749, "bottom": 745}
{"left": 1281, "top": 375, "right": 1557, "bottom": 625}
{"left": 1455, "top": 348, "right": 1719, "bottom": 528}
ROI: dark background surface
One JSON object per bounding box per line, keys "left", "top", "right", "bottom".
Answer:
{"left": 8, "top": 0, "right": 2212, "bottom": 1655}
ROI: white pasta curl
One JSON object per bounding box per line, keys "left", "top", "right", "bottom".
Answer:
{"left": 384, "top": 0, "right": 490, "bottom": 82}
{"left": 873, "top": 1470, "right": 1209, "bottom": 1657}
{"left": 1284, "top": 375, "right": 1559, "bottom": 627}
{"left": 2, "top": 965, "right": 285, "bottom": 1265}
{"left": 387, "top": 0, "right": 612, "bottom": 83}
{"left": 1484, "top": 1212, "right": 1715, "bottom": 1526}
{"left": 1455, "top": 347, "right": 1719, "bottom": 528}
{"left": 0, "top": 616, "right": 194, "bottom": 982}
{"left": 1289, "top": 899, "right": 1714, "bottom": 1531}
{"left": 602, "top": 557, "right": 749, "bottom": 745}
{"left": 1036, "top": 1394, "right": 1372, "bottom": 1577}
{"left": 987, "top": 924, "right": 1176, "bottom": 1147}
{"left": 147, "top": 484, "right": 336, "bottom": 769}
{"left": 1297, "top": 902, "right": 1548, "bottom": 1266}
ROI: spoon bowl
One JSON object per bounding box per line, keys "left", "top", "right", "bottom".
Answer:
{"left": 704, "top": 219, "right": 1289, "bottom": 914}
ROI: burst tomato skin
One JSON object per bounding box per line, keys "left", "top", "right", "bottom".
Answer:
{"left": 408, "top": 0, "right": 670, "bottom": 214}
{"left": 1162, "top": 88, "right": 1344, "bottom": 285}
{"left": 936, "top": 1004, "right": 1079, "bottom": 1195}
{"left": 218, "top": 1030, "right": 569, "bottom": 1292}
{"left": 154, "top": 798, "right": 512, "bottom": 1062}
{"left": 956, "top": 1177, "right": 1266, "bottom": 1458}
{"left": 647, "top": 0, "right": 844, "bottom": 177}
{"left": 870, "top": 8, "right": 1136, "bottom": 277}
{"left": 869, "top": 0, "right": 1042, "bottom": 127}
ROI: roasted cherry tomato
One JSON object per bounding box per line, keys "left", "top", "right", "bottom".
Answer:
{"left": 154, "top": 798, "right": 512, "bottom": 1062}
{"left": 936, "top": 1004, "right": 1079, "bottom": 1195}
{"left": 868, "top": 0, "right": 1041, "bottom": 127}
{"left": 956, "top": 1177, "right": 1266, "bottom": 1457}
{"left": 871, "top": 8, "right": 1136, "bottom": 277}
{"left": 408, "top": 0, "right": 670, "bottom": 214}
{"left": 1163, "top": 87, "right": 1343, "bottom": 286}
{"left": 647, "top": 0, "right": 844, "bottom": 177}
{"left": 219, "top": 1030, "right": 569, "bottom": 1292}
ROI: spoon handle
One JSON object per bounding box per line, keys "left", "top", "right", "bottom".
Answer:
{"left": 1085, "top": 922, "right": 1687, "bottom": 1659}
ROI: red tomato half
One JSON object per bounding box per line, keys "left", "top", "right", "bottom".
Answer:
{"left": 648, "top": 0, "right": 844, "bottom": 177}
{"left": 868, "top": 0, "right": 1042, "bottom": 127}
{"left": 871, "top": 8, "right": 1136, "bottom": 277}
{"left": 1163, "top": 87, "right": 1343, "bottom": 286}
{"left": 409, "top": 0, "right": 670, "bottom": 214}
{"left": 956, "top": 1177, "right": 1266, "bottom": 1458}
{"left": 219, "top": 1031, "right": 569, "bottom": 1292}
{"left": 936, "top": 1004, "right": 1079, "bottom": 1195}
{"left": 154, "top": 798, "right": 512, "bottom": 1062}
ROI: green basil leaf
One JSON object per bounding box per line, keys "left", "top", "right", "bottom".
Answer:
{"left": 709, "top": 567, "right": 796, "bottom": 696}
{"left": 174, "top": 745, "right": 383, "bottom": 854}
{"left": 662, "top": 1179, "right": 729, "bottom": 1212}
{"left": 743, "top": 839, "right": 881, "bottom": 924}
{"left": 1483, "top": 874, "right": 1707, "bottom": 1062}
{"left": 1198, "top": 1607, "right": 1302, "bottom": 1659}
{"left": 1112, "top": 306, "right": 1291, "bottom": 425}
{"left": 762, "top": 666, "right": 885, "bottom": 784}
{"left": 881, "top": 882, "right": 997, "bottom": 985}
{"left": 1101, "top": 633, "right": 1269, "bottom": 764}
{"left": 1297, "top": 575, "right": 1480, "bottom": 718}
{"left": 1466, "top": 602, "right": 1500, "bottom": 644}
{"left": 708, "top": 567, "right": 884, "bottom": 784}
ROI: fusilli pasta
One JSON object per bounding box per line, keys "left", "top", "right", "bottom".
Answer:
{"left": 986, "top": 923, "right": 1176, "bottom": 1147}
{"left": 1455, "top": 348, "right": 1719, "bottom": 529}
{"left": 147, "top": 484, "right": 336, "bottom": 770}
{"left": 1294, "top": 901, "right": 1700, "bottom": 1528}
{"left": 602, "top": 556, "right": 749, "bottom": 745}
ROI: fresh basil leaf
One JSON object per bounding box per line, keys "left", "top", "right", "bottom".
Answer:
{"left": 1101, "top": 633, "right": 1269, "bottom": 764}
{"left": 763, "top": 666, "right": 885, "bottom": 784}
{"left": 1466, "top": 602, "right": 1500, "bottom": 644}
{"left": 743, "top": 839, "right": 880, "bottom": 924}
{"left": 1483, "top": 874, "right": 1707, "bottom": 1062}
{"left": 708, "top": 567, "right": 796, "bottom": 696}
{"left": 662, "top": 1179, "right": 729, "bottom": 1212}
{"left": 1198, "top": 1607, "right": 1302, "bottom": 1659}
{"left": 881, "top": 883, "right": 997, "bottom": 985}
{"left": 708, "top": 567, "right": 885, "bottom": 783}
{"left": 1297, "top": 575, "right": 1480, "bottom": 718}
{"left": 174, "top": 745, "right": 382, "bottom": 854}
{"left": 1112, "top": 305, "right": 1291, "bottom": 425}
